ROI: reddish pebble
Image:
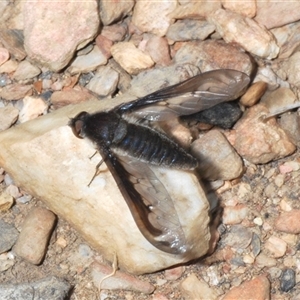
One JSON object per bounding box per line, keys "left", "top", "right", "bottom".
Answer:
{"left": 164, "top": 265, "right": 185, "bottom": 280}
{"left": 222, "top": 275, "right": 270, "bottom": 300}
{"left": 13, "top": 207, "right": 56, "bottom": 264}
{"left": 275, "top": 210, "right": 300, "bottom": 234}
{"left": 0, "top": 47, "right": 10, "bottom": 66}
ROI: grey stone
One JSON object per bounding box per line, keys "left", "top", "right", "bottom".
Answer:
{"left": 0, "top": 276, "right": 71, "bottom": 300}
{"left": 0, "top": 219, "right": 19, "bottom": 253}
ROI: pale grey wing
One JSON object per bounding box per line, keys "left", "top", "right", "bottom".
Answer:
{"left": 126, "top": 69, "right": 250, "bottom": 121}
{"left": 113, "top": 155, "right": 187, "bottom": 254}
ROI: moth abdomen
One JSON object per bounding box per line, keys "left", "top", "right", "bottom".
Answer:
{"left": 112, "top": 122, "right": 197, "bottom": 170}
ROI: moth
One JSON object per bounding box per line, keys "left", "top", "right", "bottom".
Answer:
{"left": 69, "top": 69, "right": 250, "bottom": 254}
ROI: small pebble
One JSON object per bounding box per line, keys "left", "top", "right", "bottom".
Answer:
{"left": 13, "top": 207, "right": 56, "bottom": 264}
{"left": 180, "top": 273, "right": 220, "bottom": 300}
{"left": 68, "top": 46, "right": 107, "bottom": 74}
{"left": 86, "top": 65, "right": 119, "bottom": 97}
{"left": 240, "top": 81, "right": 268, "bottom": 107}
{"left": 0, "top": 190, "right": 14, "bottom": 212}
{"left": 164, "top": 266, "right": 185, "bottom": 281}
{"left": 222, "top": 204, "right": 249, "bottom": 225}
{"left": 265, "top": 236, "right": 287, "bottom": 258}
{"left": 0, "top": 276, "right": 71, "bottom": 299}
{"left": 280, "top": 269, "right": 296, "bottom": 292}
{"left": 19, "top": 95, "right": 48, "bottom": 123}
{"left": 255, "top": 253, "right": 277, "bottom": 268}
{"left": 222, "top": 275, "right": 270, "bottom": 300}
{"left": 13, "top": 60, "right": 41, "bottom": 81}
{"left": 279, "top": 161, "right": 300, "bottom": 173}
{"left": 0, "top": 106, "right": 19, "bottom": 131}
{"left": 111, "top": 42, "right": 154, "bottom": 75}
{"left": 0, "top": 47, "right": 10, "bottom": 66}
{"left": 222, "top": 225, "right": 252, "bottom": 249}
{"left": 275, "top": 210, "right": 300, "bottom": 234}
{"left": 0, "top": 220, "right": 19, "bottom": 253}
{"left": 253, "top": 217, "right": 263, "bottom": 226}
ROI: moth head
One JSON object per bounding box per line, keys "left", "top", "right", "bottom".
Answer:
{"left": 68, "top": 111, "right": 89, "bottom": 139}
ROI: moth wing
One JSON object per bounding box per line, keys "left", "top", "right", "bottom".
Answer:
{"left": 102, "top": 153, "right": 187, "bottom": 254}
{"left": 119, "top": 69, "right": 250, "bottom": 121}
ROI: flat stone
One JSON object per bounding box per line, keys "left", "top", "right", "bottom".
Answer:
{"left": 222, "top": 275, "right": 270, "bottom": 300}
{"left": 50, "top": 87, "right": 97, "bottom": 109}
{"left": 13, "top": 207, "right": 56, "bottom": 264}
{"left": 191, "top": 130, "right": 243, "bottom": 181}
{"left": 0, "top": 83, "right": 32, "bottom": 101}
{"left": 111, "top": 42, "right": 154, "bottom": 75}
{"left": 145, "top": 36, "right": 171, "bottom": 66}
{"left": 255, "top": 1, "right": 300, "bottom": 29}
{"left": 0, "top": 219, "right": 19, "bottom": 253}
{"left": 0, "top": 190, "right": 14, "bottom": 212}
{"left": 100, "top": 0, "right": 134, "bottom": 25}
{"left": 209, "top": 9, "right": 279, "bottom": 59}
{"left": 240, "top": 81, "right": 268, "bottom": 107}
{"left": 12, "top": 60, "right": 41, "bottom": 81}
{"left": 170, "top": 1, "right": 221, "bottom": 20}
{"left": 174, "top": 39, "right": 253, "bottom": 74}
{"left": 23, "top": 0, "right": 99, "bottom": 71}
{"left": 19, "top": 96, "right": 48, "bottom": 123}
{"left": 0, "top": 106, "right": 19, "bottom": 131}
{"left": 166, "top": 19, "right": 215, "bottom": 42}
{"left": 233, "top": 104, "right": 296, "bottom": 164}
{"left": 275, "top": 210, "right": 300, "bottom": 234}
{"left": 0, "top": 276, "right": 71, "bottom": 300}
{"left": 0, "top": 47, "right": 9, "bottom": 66}
{"left": 86, "top": 65, "right": 119, "bottom": 97}
{"left": 132, "top": 0, "right": 176, "bottom": 36}
{"left": 221, "top": 0, "right": 256, "bottom": 17}
{"left": 280, "top": 269, "right": 296, "bottom": 292}
{"left": 265, "top": 236, "right": 287, "bottom": 258}
{"left": 68, "top": 46, "right": 107, "bottom": 75}
{"left": 222, "top": 204, "right": 249, "bottom": 225}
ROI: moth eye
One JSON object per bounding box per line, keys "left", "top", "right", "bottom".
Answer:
{"left": 72, "top": 119, "right": 84, "bottom": 139}
{"left": 69, "top": 111, "right": 89, "bottom": 139}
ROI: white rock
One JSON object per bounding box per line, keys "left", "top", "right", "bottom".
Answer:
{"left": 86, "top": 65, "right": 119, "bottom": 97}
{"left": 19, "top": 96, "right": 48, "bottom": 123}
{"left": 180, "top": 273, "right": 220, "bottom": 300}
{"left": 209, "top": 9, "right": 279, "bottom": 60}
{"left": 111, "top": 42, "right": 154, "bottom": 75}
{"left": 0, "top": 96, "right": 211, "bottom": 274}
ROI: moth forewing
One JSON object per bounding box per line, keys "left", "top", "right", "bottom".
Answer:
{"left": 125, "top": 69, "right": 250, "bottom": 121}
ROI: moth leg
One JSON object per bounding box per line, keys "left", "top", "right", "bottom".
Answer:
{"left": 87, "top": 158, "right": 104, "bottom": 187}
{"left": 89, "top": 151, "right": 98, "bottom": 160}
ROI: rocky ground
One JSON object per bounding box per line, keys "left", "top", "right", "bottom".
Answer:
{"left": 1, "top": 1, "right": 300, "bottom": 299}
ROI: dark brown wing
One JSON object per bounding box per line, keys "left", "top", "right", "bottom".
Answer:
{"left": 101, "top": 152, "right": 187, "bottom": 254}
{"left": 116, "top": 69, "right": 250, "bottom": 121}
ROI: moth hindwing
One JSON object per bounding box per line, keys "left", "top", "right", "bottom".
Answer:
{"left": 69, "top": 69, "right": 250, "bottom": 254}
